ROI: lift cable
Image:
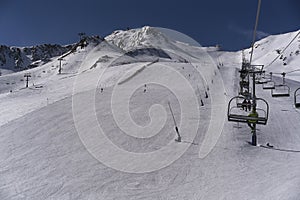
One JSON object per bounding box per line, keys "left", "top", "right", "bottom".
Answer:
{"left": 272, "top": 69, "right": 300, "bottom": 75}
{"left": 249, "top": 0, "right": 262, "bottom": 65}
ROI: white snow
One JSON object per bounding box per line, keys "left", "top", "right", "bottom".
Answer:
{"left": 0, "top": 27, "right": 300, "bottom": 200}
{"left": 244, "top": 30, "right": 300, "bottom": 81}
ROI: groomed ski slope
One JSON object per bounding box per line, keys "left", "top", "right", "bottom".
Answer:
{"left": 1, "top": 28, "right": 300, "bottom": 199}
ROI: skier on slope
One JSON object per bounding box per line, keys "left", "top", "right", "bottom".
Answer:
{"left": 247, "top": 107, "right": 258, "bottom": 132}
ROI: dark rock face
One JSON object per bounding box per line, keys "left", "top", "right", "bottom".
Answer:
{"left": 0, "top": 44, "right": 72, "bottom": 72}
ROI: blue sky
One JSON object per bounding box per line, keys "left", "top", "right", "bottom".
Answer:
{"left": 0, "top": 0, "right": 299, "bottom": 50}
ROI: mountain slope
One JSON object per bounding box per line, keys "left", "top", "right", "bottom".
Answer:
{"left": 243, "top": 29, "right": 300, "bottom": 81}
{"left": 0, "top": 27, "right": 300, "bottom": 200}
{"left": 0, "top": 44, "right": 73, "bottom": 75}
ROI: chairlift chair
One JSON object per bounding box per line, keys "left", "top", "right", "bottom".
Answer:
{"left": 263, "top": 72, "right": 273, "bottom": 82}
{"left": 255, "top": 72, "right": 268, "bottom": 84}
{"left": 249, "top": 64, "right": 264, "bottom": 74}
{"left": 239, "top": 90, "right": 252, "bottom": 98}
{"left": 228, "top": 96, "right": 269, "bottom": 125}
{"left": 262, "top": 72, "right": 274, "bottom": 89}
{"left": 262, "top": 81, "right": 275, "bottom": 90}
{"left": 271, "top": 72, "right": 290, "bottom": 97}
{"left": 239, "top": 85, "right": 252, "bottom": 98}
{"left": 240, "top": 79, "right": 249, "bottom": 88}
{"left": 256, "top": 72, "right": 269, "bottom": 84}
{"left": 235, "top": 95, "right": 251, "bottom": 108}
{"left": 256, "top": 77, "right": 268, "bottom": 84}
{"left": 271, "top": 84, "right": 290, "bottom": 97}
{"left": 294, "top": 88, "right": 300, "bottom": 108}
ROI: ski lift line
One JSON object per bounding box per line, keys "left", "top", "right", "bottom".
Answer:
{"left": 249, "top": 0, "right": 262, "bottom": 65}
{"left": 286, "top": 69, "right": 300, "bottom": 74}
{"left": 266, "top": 31, "right": 300, "bottom": 68}
{"left": 272, "top": 69, "right": 300, "bottom": 75}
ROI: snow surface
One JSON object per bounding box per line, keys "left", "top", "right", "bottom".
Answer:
{"left": 244, "top": 30, "right": 300, "bottom": 81}
{"left": 0, "top": 27, "right": 300, "bottom": 199}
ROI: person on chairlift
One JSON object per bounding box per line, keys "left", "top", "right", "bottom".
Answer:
{"left": 247, "top": 107, "right": 258, "bottom": 132}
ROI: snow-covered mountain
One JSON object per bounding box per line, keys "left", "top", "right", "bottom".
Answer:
{"left": 244, "top": 29, "right": 300, "bottom": 80}
{"left": 0, "top": 44, "right": 72, "bottom": 75}
{"left": 0, "top": 35, "right": 107, "bottom": 76}
{"left": 1, "top": 26, "right": 300, "bottom": 200}
{"left": 105, "top": 26, "right": 172, "bottom": 51}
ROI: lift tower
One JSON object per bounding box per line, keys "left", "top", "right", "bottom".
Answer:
{"left": 24, "top": 73, "right": 31, "bottom": 88}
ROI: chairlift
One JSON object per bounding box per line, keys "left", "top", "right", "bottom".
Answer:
{"left": 240, "top": 79, "right": 249, "bottom": 91}
{"left": 239, "top": 87, "right": 252, "bottom": 98}
{"left": 263, "top": 81, "right": 275, "bottom": 90}
{"left": 294, "top": 88, "right": 300, "bottom": 108}
{"left": 256, "top": 73, "right": 269, "bottom": 84}
{"left": 263, "top": 72, "right": 273, "bottom": 82}
{"left": 271, "top": 84, "right": 290, "bottom": 97}
{"left": 262, "top": 72, "right": 274, "bottom": 89}
{"left": 255, "top": 71, "right": 267, "bottom": 84}
{"left": 235, "top": 96, "right": 252, "bottom": 109}
{"left": 240, "top": 78, "right": 249, "bottom": 86}
{"left": 228, "top": 96, "right": 269, "bottom": 125}
{"left": 250, "top": 64, "right": 264, "bottom": 74}
{"left": 256, "top": 77, "right": 268, "bottom": 84}
{"left": 239, "top": 75, "right": 251, "bottom": 97}
{"left": 271, "top": 73, "right": 290, "bottom": 97}
{"left": 239, "top": 69, "right": 249, "bottom": 80}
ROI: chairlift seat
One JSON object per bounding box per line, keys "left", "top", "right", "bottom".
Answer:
{"left": 263, "top": 81, "right": 275, "bottom": 90}
{"left": 227, "top": 96, "right": 269, "bottom": 125}
{"left": 263, "top": 86, "right": 275, "bottom": 90}
{"left": 256, "top": 78, "right": 268, "bottom": 84}
{"left": 228, "top": 114, "right": 267, "bottom": 125}
{"left": 271, "top": 85, "right": 290, "bottom": 97}
{"left": 272, "top": 93, "right": 290, "bottom": 97}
